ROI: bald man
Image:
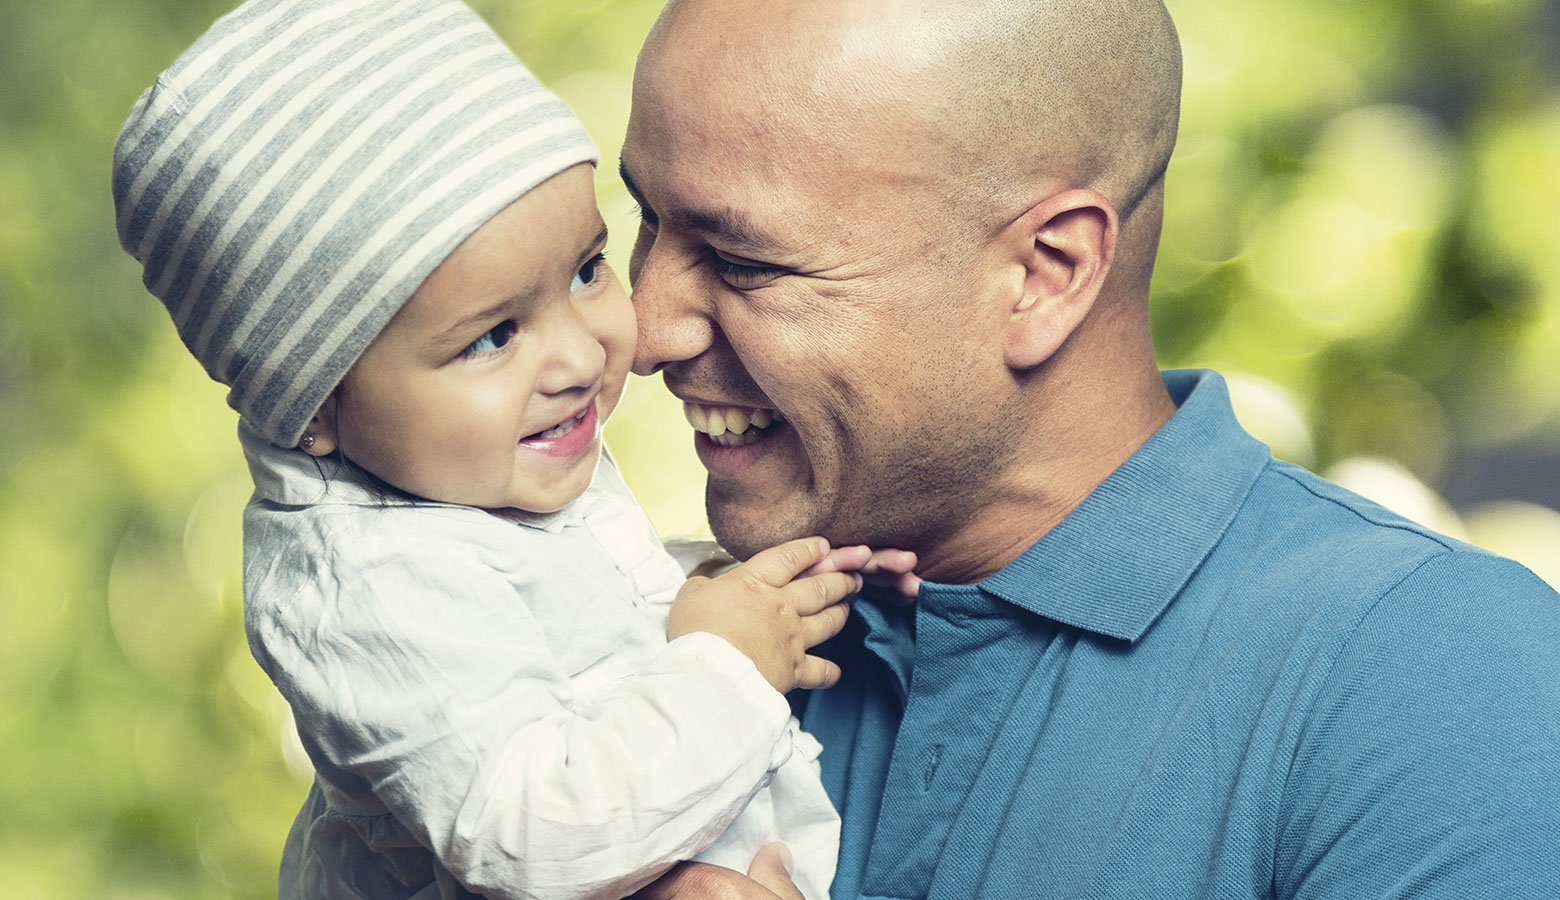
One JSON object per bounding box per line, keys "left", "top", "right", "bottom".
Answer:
{"left": 620, "top": 1, "right": 1560, "bottom": 898}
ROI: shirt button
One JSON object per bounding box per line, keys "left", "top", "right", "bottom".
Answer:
{"left": 922, "top": 743, "right": 945, "bottom": 792}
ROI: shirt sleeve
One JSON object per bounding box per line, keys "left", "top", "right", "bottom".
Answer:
{"left": 245, "top": 514, "right": 794, "bottom": 900}
{"left": 1274, "top": 550, "right": 1560, "bottom": 899}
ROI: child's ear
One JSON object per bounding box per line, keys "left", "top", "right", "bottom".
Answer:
{"left": 1001, "top": 188, "right": 1117, "bottom": 372}
{"left": 300, "top": 395, "right": 340, "bottom": 456}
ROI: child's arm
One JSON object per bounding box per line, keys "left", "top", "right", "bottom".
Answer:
{"left": 249, "top": 527, "right": 854, "bottom": 900}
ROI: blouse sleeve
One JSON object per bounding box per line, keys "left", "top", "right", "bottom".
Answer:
{"left": 244, "top": 509, "right": 794, "bottom": 900}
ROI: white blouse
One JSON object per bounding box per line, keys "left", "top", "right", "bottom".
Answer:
{"left": 239, "top": 423, "right": 838, "bottom": 900}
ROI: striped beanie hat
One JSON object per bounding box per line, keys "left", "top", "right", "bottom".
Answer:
{"left": 113, "top": 0, "right": 598, "bottom": 447}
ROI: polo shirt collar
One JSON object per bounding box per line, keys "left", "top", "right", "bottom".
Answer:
{"left": 976, "top": 369, "right": 1271, "bottom": 642}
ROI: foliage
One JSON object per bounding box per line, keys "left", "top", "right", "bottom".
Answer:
{"left": 0, "top": 0, "right": 1555, "bottom": 896}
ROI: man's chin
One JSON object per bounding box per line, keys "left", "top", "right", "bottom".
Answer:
{"left": 705, "top": 492, "right": 813, "bottom": 561}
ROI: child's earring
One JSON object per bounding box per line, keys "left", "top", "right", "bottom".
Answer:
{"left": 299, "top": 432, "right": 332, "bottom": 455}
{"left": 300, "top": 400, "right": 338, "bottom": 456}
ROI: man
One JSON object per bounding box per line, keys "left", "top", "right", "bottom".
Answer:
{"left": 619, "top": 0, "right": 1560, "bottom": 897}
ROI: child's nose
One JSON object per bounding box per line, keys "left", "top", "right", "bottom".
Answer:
{"left": 536, "top": 311, "right": 606, "bottom": 395}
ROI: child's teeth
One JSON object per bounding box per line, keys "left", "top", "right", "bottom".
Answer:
{"left": 536, "top": 410, "right": 586, "bottom": 440}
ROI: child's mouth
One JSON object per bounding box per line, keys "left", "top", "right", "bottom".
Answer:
{"left": 518, "top": 402, "right": 598, "bottom": 457}
{"left": 525, "top": 407, "right": 589, "bottom": 442}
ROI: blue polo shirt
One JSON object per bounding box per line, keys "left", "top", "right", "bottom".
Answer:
{"left": 802, "top": 370, "right": 1560, "bottom": 899}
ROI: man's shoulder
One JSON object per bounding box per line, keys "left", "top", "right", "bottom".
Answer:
{"left": 1226, "top": 455, "right": 1556, "bottom": 641}
{"left": 1253, "top": 458, "right": 1456, "bottom": 546}
{"left": 1236, "top": 457, "right": 1485, "bottom": 581}
{"left": 1260, "top": 463, "right": 1560, "bottom": 896}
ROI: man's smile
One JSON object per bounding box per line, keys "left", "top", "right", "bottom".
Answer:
{"left": 683, "top": 402, "right": 785, "bottom": 447}
{"left": 674, "top": 395, "right": 805, "bottom": 485}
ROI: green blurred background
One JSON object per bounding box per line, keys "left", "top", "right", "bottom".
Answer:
{"left": 2, "top": 0, "right": 1558, "bottom": 895}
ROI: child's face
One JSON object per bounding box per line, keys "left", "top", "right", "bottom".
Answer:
{"left": 319, "top": 164, "right": 635, "bottom": 512}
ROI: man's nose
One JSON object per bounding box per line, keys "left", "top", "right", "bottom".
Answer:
{"left": 630, "top": 240, "right": 716, "bottom": 376}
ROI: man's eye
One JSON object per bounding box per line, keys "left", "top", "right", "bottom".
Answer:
{"left": 571, "top": 253, "right": 608, "bottom": 291}
{"left": 461, "top": 321, "right": 517, "bottom": 359}
{"left": 711, "top": 253, "right": 782, "bottom": 288}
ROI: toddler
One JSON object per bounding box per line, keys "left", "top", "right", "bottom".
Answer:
{"left": 112, "top": 1, "right": 912, "bottom": 898}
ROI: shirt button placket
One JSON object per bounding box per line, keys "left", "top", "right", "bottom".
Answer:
{"left": 863, "top": 590, "right": 1010, "bottom": 899}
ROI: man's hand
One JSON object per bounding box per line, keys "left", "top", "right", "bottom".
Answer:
{"left": 667, "top": 537, "right": 860, "bottom": 693}
{"left": 630, "top": 843, "right": 804, "bottom": 900}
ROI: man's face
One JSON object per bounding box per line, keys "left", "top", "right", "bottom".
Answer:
{"left": 621, "top": 48, "right": 1019, "bottom": 560}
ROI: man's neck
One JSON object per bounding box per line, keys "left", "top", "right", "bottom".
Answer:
{"left": 914, "top": 360, "right": 1177, "bottom": 586}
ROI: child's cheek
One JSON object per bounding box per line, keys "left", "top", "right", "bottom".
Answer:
{"left": 601, "top": 294, "right": 638, "bottom": 411}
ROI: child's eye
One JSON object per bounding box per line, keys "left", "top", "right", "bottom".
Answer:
{"left": 571, "top": 253, "right": 608, "bottom": 291}
{"left": 461, "top": 321, "right": 517, "bottom": 359}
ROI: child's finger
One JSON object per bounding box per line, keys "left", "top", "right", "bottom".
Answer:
{"left": 859, "top": 548, "right": 917, "bottom": 576}
{"left": 855, "top": 548, "right": 921, "bottom": 603}
{"left": 736, "top": 537, "right": 831, "bottom": 587}
{"left": 802, "top": 544, "right": 871, "bottom": 576}
{"left": 794, "top": 655, "right": 842, "bottom": 691}
{"left": 884, "top": 570, "right": 923, "bottom": 602}
{"left": 800, "top": 600, "right": 851, "bottom": 647}
{"left": 789, "top": 571, "right": 861, "bottom": 615}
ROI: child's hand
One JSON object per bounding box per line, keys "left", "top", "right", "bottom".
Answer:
{"left": 805, "top": 545, "right": 922, "bottom": 605}
{"left": 667, "top": 537, "right": 861, "bottom": 694}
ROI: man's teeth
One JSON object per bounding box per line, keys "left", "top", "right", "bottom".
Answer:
{"left": 683, "top": 403, "right": 780, "bottom": 446}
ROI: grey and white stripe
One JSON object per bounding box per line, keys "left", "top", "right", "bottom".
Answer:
{"left": 113, "top": 0, "right": 597, "bottom": 447}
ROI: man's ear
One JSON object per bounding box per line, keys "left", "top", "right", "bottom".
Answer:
{"left": 300, "top": 394, "right": 340, "bottom": 456}
{"left": 1002, "top": 188, "right": 1117, "bottom": 371}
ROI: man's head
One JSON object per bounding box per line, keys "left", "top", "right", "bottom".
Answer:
{"left": 622, "top": 0, "right": 1182, "bottom": 580}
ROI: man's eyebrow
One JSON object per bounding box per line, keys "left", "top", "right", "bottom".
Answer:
{"left": 685, "top": 207, "right": 785, "bottom": 257}
{"left": 618, "top": 157, "right": 787, "bottom": 257}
